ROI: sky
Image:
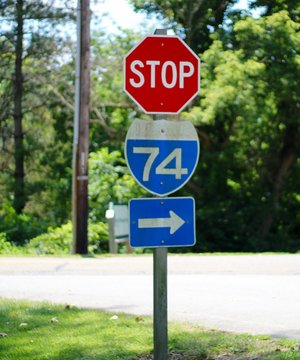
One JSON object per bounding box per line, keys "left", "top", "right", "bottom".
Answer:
{"left": 92, "top": 0, "right": 253, "bottom": 34}
{"left": 91, "top": 0, "right": 162, "bottom": 33}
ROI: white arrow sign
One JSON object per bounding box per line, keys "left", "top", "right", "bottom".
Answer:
{"left": 138, "top": 210, "right": 185, "bottom": 235}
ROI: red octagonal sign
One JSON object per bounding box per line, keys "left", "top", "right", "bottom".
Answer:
{"left": 124, "top": 35, "right": 200, "bottom": 114}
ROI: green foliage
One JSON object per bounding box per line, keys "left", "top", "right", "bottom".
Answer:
{"left": 0, "top": 146, "right": 144, "bottom": 253}
{"left": 0, "top": 0, "right": 75, "bottom": 222}
{"left": 130, "top": 0, "right": 237, "bottom": 53}
{"left": 251, "top": 0, "right": 300, "bottom": 21}
{"left": 26, "top": 221, "right": 108, "bottom": 255}
{"left": 26, "top": 222, "right": 72, "bottom": 255}
{"left": 0, "top": 202, "right": 48, "bottom": 245}
{"left": 89, "top": 147, "right": 147, "bottom": 223}
{"left": 89, "top": 30, "right": 143, "bottom": 151}
{"left": 183, "top": 11, "right": 300, "bottom": 252}
{"left": 0, "top": 232, "right": 21, "bottom": 254}
{"left": 1, "top": 1, "right": 299, "bottom": 254}
{"left": 87, "top": 221, "right": 109, "bottom": 254}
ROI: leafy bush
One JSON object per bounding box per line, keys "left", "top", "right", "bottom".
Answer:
{"left": 26, "top": 222, "right": 72, "bottom": 255}
{"left": 0, "top": 233, "right": 23, "bottom": 255}
{"left": 0, "top": 202, "right": 48, "bottom": 245}
{"left": 0, "top": 233, "right": 11, "bottom": 253}
{"left": 26, "top": 221, "right": 108, "bottom": 255}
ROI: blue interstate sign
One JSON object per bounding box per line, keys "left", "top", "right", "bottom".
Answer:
{"left": 129, "top": 197, "right": 196, "bottom": 248}
{"left": 125, "top": 119, "right": 200, "bottom": 196}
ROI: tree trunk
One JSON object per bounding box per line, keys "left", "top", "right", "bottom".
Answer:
{"left": 13, "top": 0, "right": 25, "bottom": 214}
{"left": 260, "top": 123, "right": 298, "bottom": 239}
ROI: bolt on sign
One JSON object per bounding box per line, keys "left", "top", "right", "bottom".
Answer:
{"left": 124, "top": 35, "right": 200, "bottom": 114}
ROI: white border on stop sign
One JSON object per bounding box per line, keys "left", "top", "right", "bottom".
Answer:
{"left": 123, "top": 35, "right": 200, "bottom": 114}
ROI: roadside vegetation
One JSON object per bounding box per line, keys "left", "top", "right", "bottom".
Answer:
{"left": 0, "top": 1, "right": 299, "bottom": 256}
{"left": 0, "top": 298, "right": 299, "bottom": 360}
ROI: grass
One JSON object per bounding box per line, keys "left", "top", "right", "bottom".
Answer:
{"left": 0, "top": 298, "right": 299, "bottom": 360}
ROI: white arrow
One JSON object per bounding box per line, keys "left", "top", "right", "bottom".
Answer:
{"left": 138, "top": 211, "right": 185, "bottom": 235}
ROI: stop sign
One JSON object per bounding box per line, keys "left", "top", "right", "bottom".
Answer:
{"left": 124, "top": 35, "right": 200, "bottom": 114}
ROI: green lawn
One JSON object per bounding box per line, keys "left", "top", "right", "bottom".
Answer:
{"left": 0, "top": 298, "right": 299, "bottom": 359}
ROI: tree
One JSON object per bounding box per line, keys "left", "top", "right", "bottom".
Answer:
{"left": 183, "top": 10, "right": 299, "bottom": 251}
{"left": 0, "top": 16, "right": 151, "bottom": 245}
{"left": 250, "top": 0, "right": 299, "bottom": 22}
{"left": 234, "top": 11, "right": 300, "bottom": 243}
{"left": 130, "top": 0, "right": 238, "bottom": 53}
{"left": 0, "top": 0, "right": 72, "bottom": 213}
{"left": 89, "top": 148, "right": 146, "bottom": 223}
{"left": 89, "top": 29, "right": 146, "bottom": 149}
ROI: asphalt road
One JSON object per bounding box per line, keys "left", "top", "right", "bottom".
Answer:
{"left": 0, "top": 254, "right": 299, "bottom": 340}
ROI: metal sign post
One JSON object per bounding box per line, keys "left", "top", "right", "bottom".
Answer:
{"left": 153, "top": 246, "right": 168, "bottom": 360}
{"left": 123, "top": 27, "right": 200, "bottom": 360}
{"left": 105, "top": 202, "right": 117, "bottom": 254}
{"left": 152, "top": 26, "right": 168, "bottom": 355}
{"left": 153, "top": 134, "right": 168, "bottom": 357}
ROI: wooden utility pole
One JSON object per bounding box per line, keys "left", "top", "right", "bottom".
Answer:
{"left": 72, "top": 0, "right": 90, "bottom": 254}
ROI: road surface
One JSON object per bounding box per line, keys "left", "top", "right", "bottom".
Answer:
{"left": 0, "top": 254, "right": 299, "bottom": 340}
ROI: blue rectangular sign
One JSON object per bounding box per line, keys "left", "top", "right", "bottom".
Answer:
{"left": 129, "top": 197, "right": 196, "bottom": 248}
